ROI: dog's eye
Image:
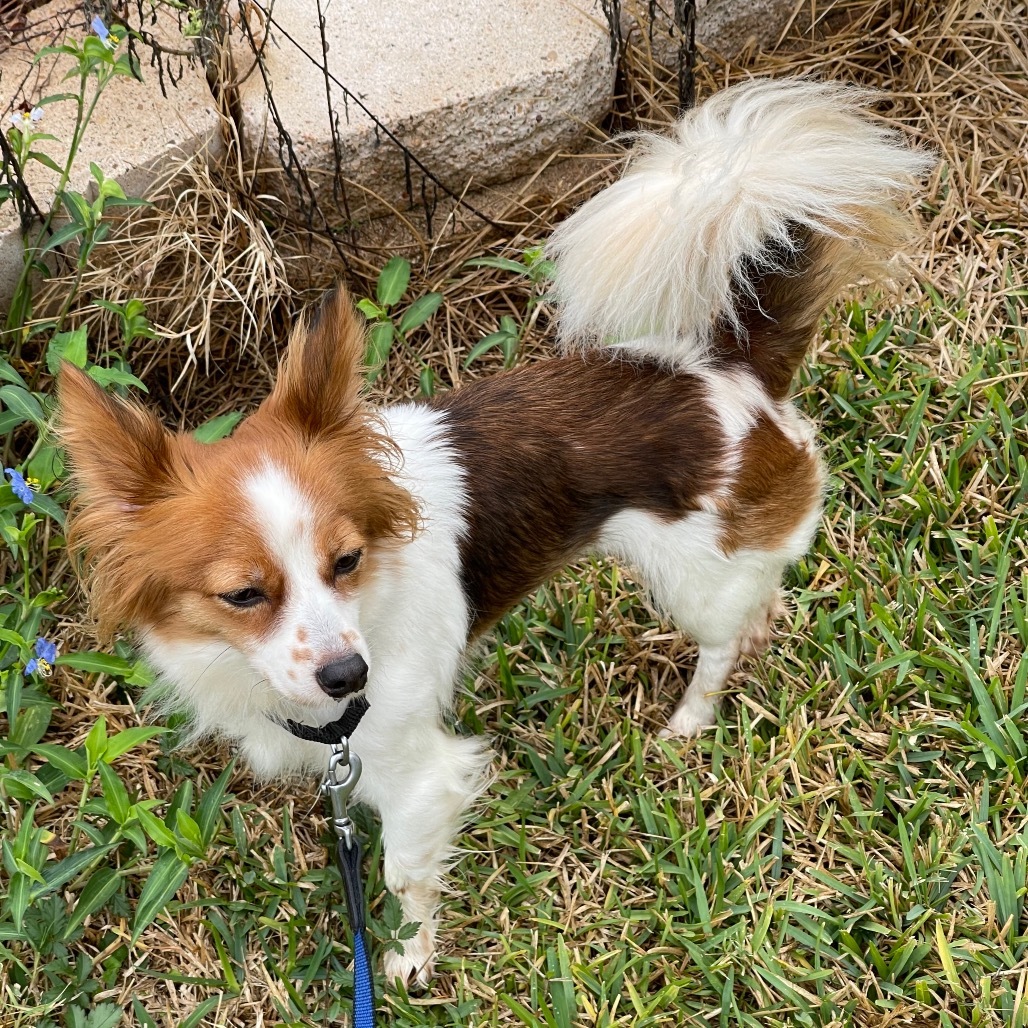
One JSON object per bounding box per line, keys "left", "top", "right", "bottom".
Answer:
{"left": 218, "top": 587, "right": 266, "bottom": 609}
{"left": 334, "top": 550, "right": 362, "bottom": 577}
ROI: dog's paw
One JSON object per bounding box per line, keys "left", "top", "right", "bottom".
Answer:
{"left": 660, "top": 697, "right": 716, "bottom": 739}
{"left": 382, "top": 928, "right": 436, "bottom": 990}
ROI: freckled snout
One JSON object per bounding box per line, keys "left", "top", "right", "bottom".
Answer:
{"left": 316, "top": 653, "right": 368, "bottom": 698}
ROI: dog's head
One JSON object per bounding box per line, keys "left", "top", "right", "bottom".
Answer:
{"left": 59, "top": 290, "right": 418, "bottom": 720}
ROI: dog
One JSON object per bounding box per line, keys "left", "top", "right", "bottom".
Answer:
{"left": 59, "top": 79, "right": 929, "bottom": 984}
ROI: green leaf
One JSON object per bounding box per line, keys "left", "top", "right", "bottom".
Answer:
{"left": 935, "top": 920, "right": 965, "bottom": 998}
{"left": 0, "top": 769, "right": 54, "bottom": 804}
{"left": 34, "top": 844, "right": 115, "bottom": 900}
{"left": 33, "top": 743, "right": 88, "bottom": 780}
{"left": 8, "top": 872, "right": 30, "bottom": 930}
{"left": 375, "top": 256, "right": 411, "bottom": 308}
{"left": 463, "top": 326, "right": 518, "bottom": 369}
{"left": 14, "top": 857, "right": 46, "bottom": 885}
{"left": 36, "top": 90, "right": 78, "bottom": 105}
{"left": 90, "top": 221, "right": 112, "bottom": 250}
{"left": 193, "top": 411, "right": 243, "bottom": 443}
{"left": 0, "top": 627, "right": 28, "bottom": 650}
{"left": 135, "top": 807, "right": 180, "bottom": 850}
{"left": 57, "top": 651, "right": 134, "bottom": 677}
{"left": 113, "top": 52, "right": 142, "bottom": 81}
{"left": 46, "top": 325, "right": 89, "bottom": 375}
{"left": 464, "top": 255, "right": 528, "bottom": 275}
{"left": 95, "top": 297, "right": 157, "bottom": 344}
{"left": 83, "top": 1002, "right": 123, "bottom": 1028}
{"left": 36, "top": 44, "right": 81, "bottom": 61}
{"left": 8, "top": 702, "right": 53, "bottom": 748}
{"left": 0, "top": 385, "right": 46, "bottom": 429}
{"left": 397, "top": 292, "right": 443, "bottom": 335}
{"left": 356, "top": 297, "right": 385, "bottom": 320}
{"left": 61, "top": 867, "right": 120, "bottom": 941}
{"left": 26, "top": 439, "right": 63, "bottom": 489}
{"left": 132, "top": 849, "right": 191, "bottom": 944}
{"left": 195, "top": 763, "right": 234, "bottom": 847}
{"left": 131, "top": 999, "right": 158, "bottom": 1028}
{"left": 98, "top": 761, "right": 131, "bottom": 824}
{"left": 86, "top": 366, "right": 148, "bottom": 392}
{"left": 175, "top": 810, "right": 204, "bottom": 852}
{"left": 0, "top": 408, "right": 27, "bottom": 434}
{"left": 29, "top": 491, "right": 66, "bottom": 526}
{"left": 124, "top": 660, "right": 154, "bottom": 687}
{"left": 59, "top": 190, "right": 91, "bottom": 227}
{"left": 27, "top": 150, "right": 64, "bottom": 175}
{"left": 0, "top": 358, "right": 28, "bottom": 387}
{"left": 365, "top": 321, "right": 396, "bottom": 381}
{"left": 84, "top": 716, "right": 109, "bottom": 768}
{"left": 122, "top": 822, "right": 148, "bottom": 853}
{"left": 105, "top": 725, "right": 167, "bottom": 761}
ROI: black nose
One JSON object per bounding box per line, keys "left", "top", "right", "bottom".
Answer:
{"left": 316, "top": 654, "right": 368, "bottom": 698}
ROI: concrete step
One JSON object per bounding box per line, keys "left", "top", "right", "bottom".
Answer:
{"left": 630, "top": 0, "right": 798, "bottom": 64}
{"left": 232, "top": 0, "right": 615, "bottom": 221}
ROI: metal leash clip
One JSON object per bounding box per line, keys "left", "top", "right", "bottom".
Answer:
{"left": 322, "top": 738, "right": 362, "bottom": 850}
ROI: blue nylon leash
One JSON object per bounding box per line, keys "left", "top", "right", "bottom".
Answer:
{"left": 272, "top": 698, "right": 376, "bottom": 1027}
{"left": 325, "top": 750, "right": 376, "bottom": 1028}
{"left": 350, "top": 932, "right": 374, "bottom": 1028}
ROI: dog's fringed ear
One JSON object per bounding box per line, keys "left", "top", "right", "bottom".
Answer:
{"left": 261, "top": 287, "right": 366, "bottom": 439}
{"left": 58, "top": 364, "right": 176, "bottom": 514}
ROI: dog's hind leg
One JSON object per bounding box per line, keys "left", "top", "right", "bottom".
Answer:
{"left": 659, "top": 574, "right": 786, "bottom": 739}
{"left": 599, "top": 509, "right": 792, "bottom": 739}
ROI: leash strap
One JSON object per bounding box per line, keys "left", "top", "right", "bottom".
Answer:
{"left": 336, "top": 834, "right": 375, "bottom": 1028}
{"left": 272, "top": 700, "right": 376, "bottom": 1026}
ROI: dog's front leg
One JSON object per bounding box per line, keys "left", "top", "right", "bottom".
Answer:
{"left": 353, "top": 707, "right": 490, "bottom": 986}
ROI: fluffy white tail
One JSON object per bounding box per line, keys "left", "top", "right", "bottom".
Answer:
{"left": 545, "top": 79, "right": 932, "bottom": 377}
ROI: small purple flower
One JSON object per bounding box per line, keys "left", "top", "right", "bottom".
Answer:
{"left": 4, "top": 467, "right": 33, "bottom": 504}
{"left": 35, "top": 637, "right": 58, "bottom": 664}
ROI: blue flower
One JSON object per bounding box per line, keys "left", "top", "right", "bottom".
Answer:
{"left": 90, "top": 15, "right": 120, "bottom": 48}
{"left": 4, "top": 467, "right": 34, "bottom": 504}
{"left": 35, "top": 637, "right": 58, "bottom": 664}
{"left": 25, "top": 657, "right": 39, "bottom": 675}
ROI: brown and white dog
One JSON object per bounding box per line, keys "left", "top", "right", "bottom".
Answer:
{"left": 59, "top": 80, "right": 929, "bottom": 983}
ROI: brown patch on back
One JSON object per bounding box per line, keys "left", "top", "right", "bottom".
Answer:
{"left": 433, "top": 354, "right": 727, "bottom": 635}
{"left": 718, "top": 414, "right": 823, "bottom": 554}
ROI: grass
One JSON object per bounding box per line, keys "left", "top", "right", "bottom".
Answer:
{"left": 2, "top": 0, "right": 1027, "bottom": 1025}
